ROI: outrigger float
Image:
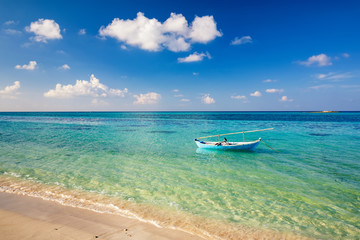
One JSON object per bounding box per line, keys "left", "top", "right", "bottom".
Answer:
{"left": 194, "top": 128, "right": 276, "bottom": 151}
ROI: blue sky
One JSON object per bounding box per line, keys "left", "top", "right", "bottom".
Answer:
{"left": 0, "top": 0, "right": 359, "bottom": 111}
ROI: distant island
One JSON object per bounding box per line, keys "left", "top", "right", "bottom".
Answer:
{"left": 308, "top": 111, "right": 339, "bottom": 113}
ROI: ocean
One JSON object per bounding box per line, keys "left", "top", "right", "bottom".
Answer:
{"left": 0, "top": 112, "right": 359, "bottom": 239}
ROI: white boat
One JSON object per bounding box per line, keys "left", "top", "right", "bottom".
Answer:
{"left": 194, "top": 128, "right": 275, "bottom": 151}
{"left": 195, "top": 138, "right": 261, "bottom": 151}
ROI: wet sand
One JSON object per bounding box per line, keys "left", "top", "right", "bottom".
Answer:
{"left": 0, "top": 192, "right": 204, "bottom": 240}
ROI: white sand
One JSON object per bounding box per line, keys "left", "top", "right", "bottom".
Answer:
{"left": 0, "top": 192, "right": 204, "bottom": 240}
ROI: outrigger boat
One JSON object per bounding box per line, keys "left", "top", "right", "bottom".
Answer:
{"left": 194, "top": 128, "right": 274, "bottom": 151}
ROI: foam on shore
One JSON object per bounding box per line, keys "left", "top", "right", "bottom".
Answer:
{"left": 0, "top": 175, "right": 308, "bottom": 240}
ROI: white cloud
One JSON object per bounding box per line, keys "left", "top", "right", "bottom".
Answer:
{"left": 59, "top": 64, "right": 70, "bottom": 70}
{"left": 230, "top": 36, "right": 252, "bottom": 45}
{"left": 342, "top": 53, "right": 350, "bottom": 58}
{"left": 173, "top": 89, "right": 184, "bottom": 98}
{"left": 178, "top": 51, "right": 211, "bottom": 63}
{"left": 57, "top": 50, "right": 66, "bottom": 54}
{"left": 4, "top": 29, "right": 22, "bottom": 35}
{"left": 231, "top": 95, "right": 246, "bottom": 100}
{"left": 309, "top": 84, "right": 334, "bottom": 90}
{"left": 250, "top": 91, "right": 262, "bottom": 97}
{"left": 133, "top": 92, "right": 161, "bottom": 104}
{"left": 201, "top": 94, "right": 215, "bottom": 104}
{"left": 99, "top": 12, "right": 221, "bottom": 52}
{"left": 0, "top": 81, "right": 20, "bottom": 99}
{"left": 15, "top": 61, "right": 37, "bottom": 70}
{"left": 91, "top": 98, "right": 109, "bottom": 105}
{"left": 316, "top": 72, "right": 352, "bottom": 81}
{"left": 163, "top": 13, "right": 189, "bottom": 35}
{"left": 180, "top": 98, "right": 190, "bottom": 102}
{"left": 280, "top": 96, "right": 293, "bottom": 102}
{"left": 44, "top": 74, "right": 128, "bottom": 98}
{"left": 26, "top": 19, "right": 62, "bottom": 43}
{"left": 189, "top": 15, "right": 222, "bottom": 43}
{"left": 109, "top": 88, "right": 128, "bottom": 96}
{"left": 4, "top": 20, "right": 16, "bottom": 25}
{"left": 99, "top": 12, "right": 164, "bottom": 51}
{"left": 163, "top": 35, "right": 190, "bottom": 52}
{"left": 263, "top": 79, "right": 277, "bottom": 83}
{"left": 299, "top": 53, "right": 332, "bottom": 67}
{"left": 193, "top": 72, "right": 199, "bottom": 76}
{"left": 266, "top": 88, "right": 284, "bottom": 93}
{"left": 78, "top": 29, "right": 86, "bottom": 35}
{"left": 317, "top": 73, "right": 328, "bottom": 79}
{"left": 121, "top": 45, "right": 127, "bottom": 50}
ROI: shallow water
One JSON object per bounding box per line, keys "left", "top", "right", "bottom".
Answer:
{"left": 0, "top": 112, "right": 359, "bottom": 239}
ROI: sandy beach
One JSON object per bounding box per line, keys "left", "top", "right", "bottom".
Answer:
{"left": 0, "top": 192, "right": 204, "bottom": 240}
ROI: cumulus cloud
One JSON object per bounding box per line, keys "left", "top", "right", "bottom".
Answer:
{"left": 26, "top": 19, "right": 62, "bottom": 43}
{"left": 189, "top": 15, "right": 222, "bottom": 43}
{"left": 44, "top": 74, "right": 128, "bottom": 98}
{"left": 0, "top": 81, "right": 20, "bottom": 99}
{"left": 78, "top": 29, "right": 86, "bottom": 35}
{"left": 15, "top": 61, "right": 37, "bottom": 70}
{"left": 280, "top": 96, "right": 293, "bottom": 102}
{"left": 299, "top": 53, "right": 332, "bottom": 67}
{"left": 193, "top": 72, "right": 199, "bottom": 76}
{"left": 59, "top": 64, "right": 70, "bottom": 70}
{"left": 266, "top": 88, "right": 284, "bottom": 93}
{"left": 133, "top": 92, "right": 161, "bottom": 104}
{"left": 250, "top": 91, "right": 262, "bottom": 97}
{"left": 99, "top": 12, "right": 221, "bottom": 52}
{"left": 231, "top": 95, "right": 246, "bottom": 100}
{"left": 201, "top": 94, "right": 215, "bottom": 104}
{"left": 99, "top": 12, "right": 164, "bottom": 51}
{"left": 230, "top": 36, "right": 252, "bottom": 45}
{"left": 172, "top": 89, "right": 179, "bottom": 92}
{"left": 178, "top": 51, "right": 211, "bottom": 63}
{"left": 163, "top": 13, "right": 189, "bottom": 35}
{"left": 180, "top": 98, "right": 190, "bottom": 102}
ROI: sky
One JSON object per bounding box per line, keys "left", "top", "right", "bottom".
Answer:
{"left": 0, "top": 0, "right": 359, "bottom": 111}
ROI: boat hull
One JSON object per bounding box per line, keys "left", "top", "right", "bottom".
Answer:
{"left": 195, "top": 138, "right": 261, "bottom": 151}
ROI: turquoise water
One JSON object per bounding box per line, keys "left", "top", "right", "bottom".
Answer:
{"left": 0, "top": 112, "right": 360, "bottom": 239}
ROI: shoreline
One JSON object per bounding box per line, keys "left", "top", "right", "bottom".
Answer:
{"left": 0, "top": 191, "right": 204, "bottom": 240}
{"left": 0, "top": 175, "right": 310, "bottom": 240}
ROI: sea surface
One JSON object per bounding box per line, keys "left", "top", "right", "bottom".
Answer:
{"left": 0, "top": 112, "right": 359, "bottom": 239}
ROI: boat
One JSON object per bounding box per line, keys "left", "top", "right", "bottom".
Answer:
{"left": 195, "top": 138, "right": 261, "bottom": 150}
{"left": 194, "top": 128, "right": 274, "bottom": 151}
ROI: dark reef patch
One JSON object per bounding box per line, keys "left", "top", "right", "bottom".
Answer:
{"left": 309, "top": 133, "right": 331, "bottom": 137}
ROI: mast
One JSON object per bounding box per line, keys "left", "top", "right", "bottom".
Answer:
{"left": 197, "top": 128, "right": 274, "bottom": 140}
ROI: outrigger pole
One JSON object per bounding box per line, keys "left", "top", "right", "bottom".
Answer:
{"left": 196, "top": 128, "right": 274, "bottom": 140}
